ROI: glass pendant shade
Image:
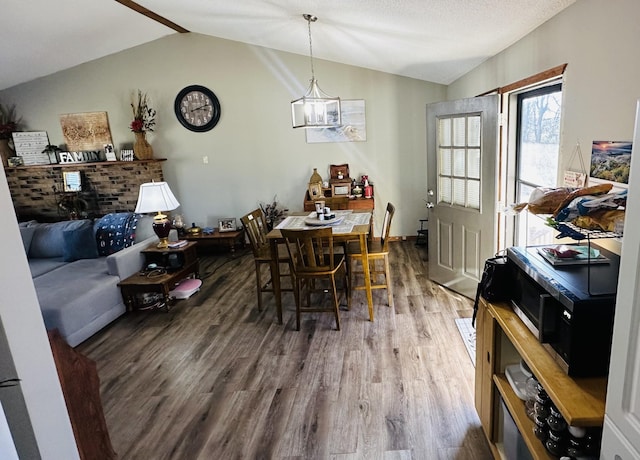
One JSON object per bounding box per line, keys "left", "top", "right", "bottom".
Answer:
{"left": 291, "top": 14, "right": 341, "bottom": 129}
{"left": 292, "top": 78, "right": 341, "bottom": 128}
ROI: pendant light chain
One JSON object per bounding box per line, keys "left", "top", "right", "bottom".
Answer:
{"left": 306, "top": 14, "right": 316, "bottom": 81}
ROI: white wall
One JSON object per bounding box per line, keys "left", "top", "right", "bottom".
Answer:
{"left": 447, "top": 0, "right": 640, "bottom": 180}
{"left": 0, "top": 168, "right": 79, "bottom": 458}
{"left": 0, "top": 33, "right": 445, "bottom": 237}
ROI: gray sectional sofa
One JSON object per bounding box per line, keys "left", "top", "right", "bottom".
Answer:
{"left": 19, "top": 213, "right": 158, "bottom": 346}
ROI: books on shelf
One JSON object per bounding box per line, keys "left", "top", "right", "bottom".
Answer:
{"left": 168, "top": 240, "right": 188, "bottom": 249}
{"left": 537, "top": 245, "right": 609, "bottom": 266}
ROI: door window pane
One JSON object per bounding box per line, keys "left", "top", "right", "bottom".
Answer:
{"left": 468, "top": 149, "right": 481, "bottom": 179}
{"left": 453, "top": 149, "right": 466, "bottom": 176}
{"left": 437, "top": 115, "right": 482, "bottom": 210}
{"left": 439, "top": 118, "right": 451, "bottom": 145}
{"left": 468, "top": 116, "right": 481, "bottom": 147}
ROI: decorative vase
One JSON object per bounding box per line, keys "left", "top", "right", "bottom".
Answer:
{"left": 0, "top": 138, "right": 15, "bottom": 167}
{"left": 133, "top": 131, "right": 153, "bottom": 160}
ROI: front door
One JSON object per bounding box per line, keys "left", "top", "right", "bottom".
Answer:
{"left": 426, "top": 95, "right": 499, "bottom": 298}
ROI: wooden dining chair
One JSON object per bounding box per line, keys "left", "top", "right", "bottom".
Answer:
{"left": 240, "top": 208, "right": 291, "bottom": 311}
{"left": 347, "top": 202, "right": 396, "bottom": 309}
{"left": 280, "top": 227, "right": 348, "bottom": 331}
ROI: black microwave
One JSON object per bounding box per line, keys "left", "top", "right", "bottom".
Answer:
{"left": 506, "top": 245, "right": 619, "bottom": 377}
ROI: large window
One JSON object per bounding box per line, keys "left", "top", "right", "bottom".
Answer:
{"left": 515, "top": 83, "right": 562, "bottom": 245}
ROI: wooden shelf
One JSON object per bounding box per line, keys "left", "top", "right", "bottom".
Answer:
{"left": 486, "top": 299, "right": 607, "bottom": 426}
{"left": 494, "top": 374, "right": 553, "bottom": 460}
{"left": 5, "top": 158, "right": 166, "bottom": 169}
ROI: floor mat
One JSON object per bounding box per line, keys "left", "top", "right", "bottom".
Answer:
{"left": 455, "top": 317, "right": 476, "bottom": 367}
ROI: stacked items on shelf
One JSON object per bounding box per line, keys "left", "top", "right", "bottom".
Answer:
{"left": 513, "top": 183, "right": 626, "bottom": 239}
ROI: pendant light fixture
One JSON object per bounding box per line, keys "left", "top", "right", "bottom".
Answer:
{"left": 291, "top": 14, "right": 341, "bottom": 129}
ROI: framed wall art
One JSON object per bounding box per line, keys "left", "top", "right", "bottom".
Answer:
{"left": 59, "top": 111, "right": 113, "bottom": 151}
{"left": 590, "top": 140, "right": 632, "bottom": 188}
{"left": 12, "top": 131, "right": 50, "bottom": 165}
{"left": 306, "top": 100, "right": 366, "bottom": 144}
{"left": 63, "top": 171, "right": 82, "bottom": 192}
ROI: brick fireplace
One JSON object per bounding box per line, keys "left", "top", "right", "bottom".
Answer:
{"left": 5, "top": 159, "right": 165, "bottom": 222}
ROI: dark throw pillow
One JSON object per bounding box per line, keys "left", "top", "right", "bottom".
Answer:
{"left": 95, "top": 212, "right": 140, "bottom": 256}
{"left": 63, "top": 221, "right": 99, "bottom": 262}
{"left": 20, "top": 226, "right": 36, "bottom": 254}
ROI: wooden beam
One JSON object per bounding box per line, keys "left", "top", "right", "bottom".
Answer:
{"left": 499, "top": 63, "right": 567, "bottom": 94}
{"left": 115, "top": 0, "right": 189, "bottom": 33}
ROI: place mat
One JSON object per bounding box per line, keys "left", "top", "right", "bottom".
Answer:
{"left": 455, "top": 317, "right": 476, "bottom": 367}
{"left": 276, "top": 210, "right": 369, "bottom": 234}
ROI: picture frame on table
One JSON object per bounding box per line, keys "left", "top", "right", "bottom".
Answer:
{"left": 7, "top": 156, "right": 24, "bottom": 167}
{"left": 331, "top": 183, "right": 351, "bottom": 197}
{"left": 218, "top": 218, "right": 237, "bottom": 232}
{"left": 308, "top": 182, "right": 323, "bottom": 200}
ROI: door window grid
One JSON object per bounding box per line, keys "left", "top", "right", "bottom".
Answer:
{"left": 438, "top": 115, "right": 482, "bottom": 210}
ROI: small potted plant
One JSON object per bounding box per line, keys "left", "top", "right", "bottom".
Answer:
{"left": 0, "top": 103, "right": 20, "bottom": 167}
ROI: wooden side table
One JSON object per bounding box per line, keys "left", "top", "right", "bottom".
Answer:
{"left": 183, "top": 229, "right": 245, "bottom": 254}
{"left": 118, "top": 241, "right": 199, "bottom": 311}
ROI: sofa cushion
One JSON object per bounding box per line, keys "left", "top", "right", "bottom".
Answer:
{"left": 20, "top": 227, "right": 36, "bottom": 253}
{"left": 29, "top": 219, "right": 93, "bottom": 259}
{"left": 28, "top": 258, "right": 68, "bottom": 278}
{"left": 95, "top": 213, "right": 140, "bottom": 256}
{"left": 63, "top": 220, "right": 99, "bottom": 262}
{"left": 33, "top": 258, "right": 123, "bottom": 342}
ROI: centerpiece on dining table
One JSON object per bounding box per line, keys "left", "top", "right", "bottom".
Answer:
{"left": 304, "top": 202, "right": 344, "bottom": 226}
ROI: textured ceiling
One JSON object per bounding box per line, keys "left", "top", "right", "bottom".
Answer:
{"left": 0, "top": 0, "right": 575, "bottom": 91}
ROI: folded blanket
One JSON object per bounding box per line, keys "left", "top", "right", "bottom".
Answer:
{"left": 554, "top": 189, "right": 627, "bottom": 222}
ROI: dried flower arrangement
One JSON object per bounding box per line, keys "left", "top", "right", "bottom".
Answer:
{"left": 261, "top": 196, "right": 289, "bottom": 230}
{"left": 0, "top": 103, "right": 20, "bottom": 140}
{"left": 130, "top": 90, "right": 156, "bottom": 133}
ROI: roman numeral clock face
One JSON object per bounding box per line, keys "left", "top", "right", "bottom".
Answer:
{"left": 174, "top": 85, "right": 221, "bottom": 132}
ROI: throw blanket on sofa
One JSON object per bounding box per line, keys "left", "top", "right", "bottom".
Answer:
{"left": 96, "top": 212, "right": 141, "bottom": 256}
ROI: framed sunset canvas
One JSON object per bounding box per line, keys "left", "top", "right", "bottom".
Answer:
{"left": 590, "top": 140, "right": 632, "bottom": 187}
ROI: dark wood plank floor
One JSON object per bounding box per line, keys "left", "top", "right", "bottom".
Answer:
{"left": 78, "top": 241, "right": 492, "bottom": 459}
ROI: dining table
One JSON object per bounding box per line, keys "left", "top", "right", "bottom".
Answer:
{"left": 265, "top": 209, "right": 375, "bottom": 324}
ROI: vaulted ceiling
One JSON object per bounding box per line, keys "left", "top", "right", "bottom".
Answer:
{"left": 0, "top": 0, "right": 575, "bottom": 91}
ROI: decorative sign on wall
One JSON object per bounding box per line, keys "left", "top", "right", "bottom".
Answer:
{"left": 12, "top": 131, "right": 50, "bottom": 165}
{"left": 59, "top": 111, "right": 113, "bottom": 151}
{"left": 58, "top": 151, "right": 102, "bottom": 164}
{"left": 305, "top": 100, "right": 367, "bottom": 144}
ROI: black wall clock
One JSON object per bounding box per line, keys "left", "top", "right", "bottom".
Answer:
{"left": 174, "top": 85, "right": 221, "bottom": 132}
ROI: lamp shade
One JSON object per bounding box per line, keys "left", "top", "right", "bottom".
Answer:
{"left": 134, "top": 182, "right": 180, "bottom": 214}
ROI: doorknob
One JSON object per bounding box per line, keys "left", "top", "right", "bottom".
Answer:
{"left": 426, "top": 202, "right": 434, "bottom": 209}
{"left": 427, "top": 189, "right": 434, "bottom": 196}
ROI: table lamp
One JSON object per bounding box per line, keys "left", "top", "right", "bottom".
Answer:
{"left": 134, "top": 181, "right": 180, "bottom": 248}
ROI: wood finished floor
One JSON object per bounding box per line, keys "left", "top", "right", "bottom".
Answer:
{"left": 78, "top": 241, "right": 492, "bottom": 460}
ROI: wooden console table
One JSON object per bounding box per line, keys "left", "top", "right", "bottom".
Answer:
{"left": 303, "top": 191, "right": 375, "bottom": 212}
{"left": 183, "top": 229, "right": 245, "bottom": 254}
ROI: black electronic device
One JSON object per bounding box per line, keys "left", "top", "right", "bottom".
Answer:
{"left": 506, "top": 244, "right": 619, "bottom": 377}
